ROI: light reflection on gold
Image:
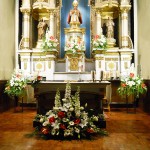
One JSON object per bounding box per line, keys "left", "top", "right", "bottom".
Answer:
{"left": 36, "top": 63, "right": 43, "bottom": 70}
{"left": 70, "top": 57, "right": 79, "bottom": 71}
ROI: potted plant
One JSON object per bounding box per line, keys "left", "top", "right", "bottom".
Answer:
{"left": 92, "top": 34, "right": 107, "bottom": 53}
{"left": 117, "top": 72, "right": 147, "bottom": 111}
{"left": 41, "top": 30, "right": 59, "bottom": 55}
{"left": 4, "top": 69, "right": 27, "bottom": 112}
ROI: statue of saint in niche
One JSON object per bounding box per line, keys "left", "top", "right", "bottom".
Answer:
{"left": 106, "top": 17, "right": 114, "bottom": 38}
{"left": 67, "top": 0, "right": 82, "bottom": 24}
{"left": 37, "top": 19, "right": 47, "bottom": 40}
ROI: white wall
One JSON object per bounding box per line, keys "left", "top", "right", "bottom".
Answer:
{"left": 0, "top": 0, "right": 15, "bottom": 80}
{"left": 138, "top": 0, "right": 150, "bottom": 79}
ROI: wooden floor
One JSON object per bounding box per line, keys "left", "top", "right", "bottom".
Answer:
{"left": 0, "top": 107, "right": 150, "bottom": 150}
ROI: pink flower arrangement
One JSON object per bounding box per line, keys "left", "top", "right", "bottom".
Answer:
{"left": 41, "top": 30, "right": 58, "bottom": 51}
{"left": 65, "top": 37, "right": 85, "bottom": 54}
{"left": 92, "top": 34, "right": 107, "bottom": 50}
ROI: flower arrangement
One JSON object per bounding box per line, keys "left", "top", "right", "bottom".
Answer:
{"left": 33, "top": 83, "right": 107, "bottom": 140}
{"left": 27, "top": 73, "right": 42, "bottom": 88}
{"left": 92, "top": 34, "right": 107, "bottom": 50}
{"left": 117, "top": 73, "right": 147, "bottom": 97}
{"left": 4, "top": 69, "right": 27, "bottom": 97}
{"left": 41, "top": 30, "right": 59, "bottom": 52}
{"left": 65, "top": 37, "right": 85, "bottom": 54}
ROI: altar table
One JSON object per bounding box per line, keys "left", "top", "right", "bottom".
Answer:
{"left": 33, "top": 81, "right": 111, "bottom": 114}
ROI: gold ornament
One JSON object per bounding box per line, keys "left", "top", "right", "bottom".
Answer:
{"left": 72, "top": 0, "right": 78, "bottom": 7}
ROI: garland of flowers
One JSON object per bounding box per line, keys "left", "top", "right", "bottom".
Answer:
{"left": 117, "top": 72, "right": 147, "bottom": 97}
{"left": 92, "top": 34, "right": 107, "bottom": 50}
{"left": 33, "top": 82, "right": 107, "bottom": 140}
{"left": 4, "top": 69, "right": 27, "bottom": 97}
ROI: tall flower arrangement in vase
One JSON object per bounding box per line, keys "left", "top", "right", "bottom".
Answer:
{"left": 4, "top": 69, "right": 27, "bottom": 97}
{"left": 41, "top": 30, "right": 59, "bottom": 52}
{"left": 65, "top": 37, "right": 85, "bottom": 54}
{"left": 92, "top": 34, "right": 107, "bottom": 51}
{"left": 33, "top": 82, "right": 107, "bottom": 140}
{"left": 117, "top": 72, "right": 147, "bottom": 98}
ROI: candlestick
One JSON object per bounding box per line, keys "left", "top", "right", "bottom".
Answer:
{"left": 100, "top": 70, "right": 103, "bottom": 81}
{"left": 91, "top": 70, "right": 95, "bottom": 82}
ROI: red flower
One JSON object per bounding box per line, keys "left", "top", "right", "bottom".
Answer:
{"left": 16, "top": 74, "right": 21, "bottom": 78}
{"left": 37, "top": 76, "right": 42, "bottom": 81}
{"left": 142, "top": 83, "right": 146, "bottom": 88}
{"left": 78, "top": 41, "right": 81, "bottom": 44}
{"left": 130, "top": 73, "right": 134, "bottom": 78}
{"left": 95, "top": 35, "right": 99, "bottom": 39}
{"left": 60, "top": 124, "right": 66, "bottom": 130}
{"left": 121, "top": 83, "right": 126, "bottom": 87}
{"left": 49, "top": 116, "right": 55, "bottom": 123}
{"left": 58, "top": 111, "right": 65, "bottom": 118}
{"left": 74, "top": 118, "right": 80, "bottom": 125}
{"left": 41, "top": 127, "right": 49, "bottom": 135}
{"left": 87, "top": 128, "right": 94, "bottom": 133}
{"left": 50, "top": 36, "right": 54, "bottom": 40}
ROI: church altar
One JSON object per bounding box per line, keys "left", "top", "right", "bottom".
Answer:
{"left": 18, "top": 0, "right": 133, "bottom": 78}
{"left": 18, "top": 0, "right": 134, "bottom": 105}
{"left": 33, "top": 81, "right": 111, "bottom": 114}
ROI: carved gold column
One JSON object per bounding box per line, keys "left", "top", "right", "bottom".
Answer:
{"left": 49, "top": 10, "right": 55, "bottom": 36}
{"left": 120, "top": 5, "right": 131, "bottom": 48}
{"left": 96, "top": 10, "right": 102, "bottom": 35}
{"left": 20, "top": 0, "right": 31, "bottom": 49}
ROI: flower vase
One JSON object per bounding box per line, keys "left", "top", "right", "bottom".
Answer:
{"left": 14, "top": 96, "right": 18, "bottom": 106}
{"left": 14, "top": 96, "right": 21, "bottom": 113}
{"left": 133, "top": 94, "right": 139, "bottom": 113}
{"left": 133, "top": 95, "right": 137, "bottom": 113}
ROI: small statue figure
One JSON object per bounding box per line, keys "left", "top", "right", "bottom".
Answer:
{"left": 106, "top": 17, "right": 114, "bottom": 38}
{"left": 37, "top": 19, "right": 47, "bottom": 40}
{"left": 67, "top": 0, "right": 82, "bottom": 25}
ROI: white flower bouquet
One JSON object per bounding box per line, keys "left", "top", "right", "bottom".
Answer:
{"left": 65, "top": 37, "right": 85, "bottom": 54}
{"left": 117, "top": 72, "right": 147, "bottom": 97}
{"left": 4, "top": 69, "right": 27, "bottom": 97}
{"left": 33, "top": 83, "right": 107, "bottom": 139}
{"left": 41, "top": 30, "right": 59, "bottom": 51}
{"left": 92, "top": 34, "right": 107, "bottom": 50}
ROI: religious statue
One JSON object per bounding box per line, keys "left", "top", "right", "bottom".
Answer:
{"left": 37, "top": 19, "right": 47, "bottom": 40}
{"left": 106, "top": 17, "right": 114, "bottom": 38}
{"left": 67, "top": 0, "right": 82, "bottom": 25}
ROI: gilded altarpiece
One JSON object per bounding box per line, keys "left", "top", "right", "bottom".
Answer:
{"left": 17, "top": 0, "right": 135, "bottom": 104}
